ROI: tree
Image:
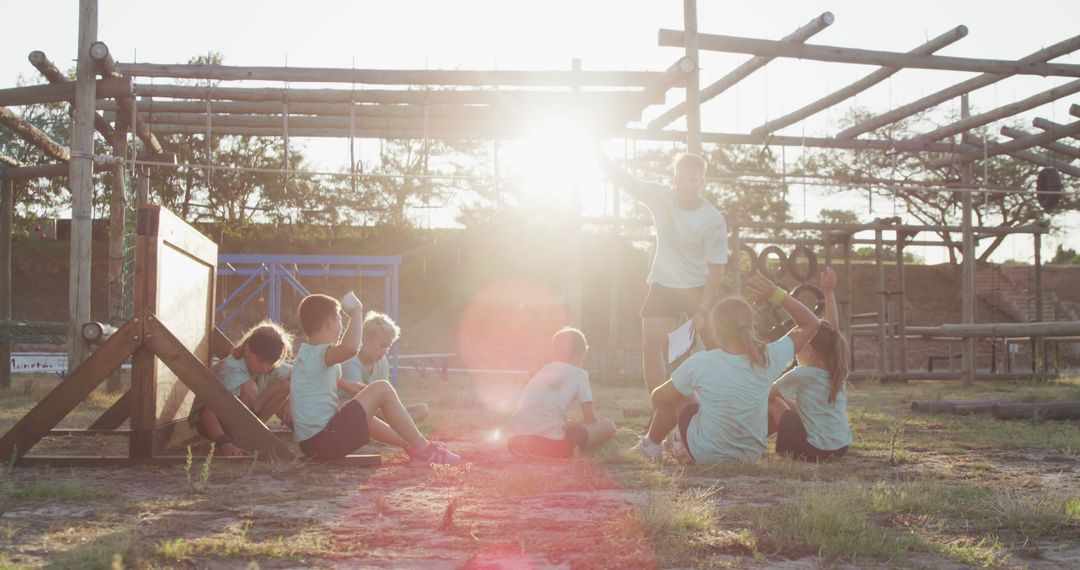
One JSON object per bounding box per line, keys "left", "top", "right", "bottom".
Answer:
{"left": 1050, "top": 244, "right": 1080, "bottom": 265}
{"left": 799, "top": 107, "right": 1078, "bottom": 267}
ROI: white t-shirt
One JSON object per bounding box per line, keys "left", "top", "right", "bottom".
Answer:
{"left": 289, "top": 343, "right": 341, "bottom": 442}
{"left": 338, "top": 355, "right": 389, "bottom": 400}
{"left": 635, "top": 181, "right": 728, "bottom": 289}
{"left": 774, "top": 366, "right": 852, "bottom": 451}
{"left": 506, "top": 361, "right": 594, "bottom": 441}
{"left": 671, "top": 337, "right": 795, "bottom": 463}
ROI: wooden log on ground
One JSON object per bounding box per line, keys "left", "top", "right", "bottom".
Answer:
{"left": 659, "top": 30, "right": 1080, "bottom": 78}
{"left": 0, "top": 77, "right": 132, "bottom": 107}
{"left": 992, "top": 401, "right": 1080, "bottom": 420}
{"left": 752, "top": 25, "right": 968, "bottom": 137}
{"left": 650, "top": 12, "right": 834, "bottom": 129}
{"left": 117, "top": 63, "right": 663, "bottom": 87}
{"left": 0, "top": 107, "right": 70, "bottom": 162}
{"left": 911, "top": 399, "right": 1005, "bottom": 413}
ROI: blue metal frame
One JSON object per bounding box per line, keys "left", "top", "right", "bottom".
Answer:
{"left": 216, "top": 254, "right": 403, "bottom": 383}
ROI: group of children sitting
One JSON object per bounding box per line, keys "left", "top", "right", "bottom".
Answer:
{"left": 193, "top": 269, "right": 850, "bottom": 466}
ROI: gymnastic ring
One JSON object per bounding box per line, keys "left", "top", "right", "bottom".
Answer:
{"left": 786, "top": 245, "right": 819, "bottom": 282}
{"left": 790, "top": 283, "right": 826, "bottom": 316}
{"left": 734, "top": 244, "right": 757, "bottom": 279}
{"left": 756, "top": 245, "right": 788, "bottom": 280}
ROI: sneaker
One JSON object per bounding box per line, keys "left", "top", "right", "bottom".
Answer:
{"left": 632, "top": 435, "right": 663, "bottom": 460}
{"left": 407, "top": 441, "right": 462, "bottom": 465}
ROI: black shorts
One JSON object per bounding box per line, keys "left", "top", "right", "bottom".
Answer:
{"left": 506, "top": 426, "right": 588, "bottom": 459}
{"left": 640, "top": 284, "right": 704, "bottom": 320}
{"left": 775, "top": 410, "right": 847, "bottom": 463}
{"left": 677, "top": 404, "right": 699, "bottom": 462}
{"left": 298, "top": 400, "right": 370, "bottom": 461}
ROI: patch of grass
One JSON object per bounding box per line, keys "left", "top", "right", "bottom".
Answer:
{"left": 46, "top": 530, "right": 136, "bottom": 570}
{"left": 0, "top": 480, "right": 115, "bottom": 502}
{"left": 154, "top": 525, "right": 327, "bottom": 561}
{"left": 1067, "top": 497, "right": 1080, "bottom": 522}
{"left": 184, "top": 443, "right": 215, "bottom": 496}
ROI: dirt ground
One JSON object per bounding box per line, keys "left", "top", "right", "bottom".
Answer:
{"left": 2, "top": 372, "right": 1080, "bottom": 569}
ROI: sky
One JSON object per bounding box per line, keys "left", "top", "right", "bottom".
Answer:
{"left": 3, "top": 0, "right": 1079, "bottom": 263}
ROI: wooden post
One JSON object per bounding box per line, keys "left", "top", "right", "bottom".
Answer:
{"left": 105, "top": 129, "right": 128, "bottom": 393}
{"left": 896, "top": 233, "right": 909, "bottom": 381}
{"left": 960, "top": 94, "right": 976, "bottom": 388}
{"left": 1033, "top": 232, "right": 1044, "bottom": 379}
{"left": 134, "top": 166, "right": 149, "bottom": 207}
{"left": 68, "top": 0, "right": 98, "bottom": 373}
{"left": 607, "top": 178, "right": 621, "bottom": 369}
{"left": 1, "top": 177, "right": 12, "bottom": 389}
{"left": 568, "top": 59, "right": 583, "bottom": 329}
{"left": 844, "top": 234, "right": 854, "bottom": 370}
{"left": 875, "top": 228, "right": 888, "bottom": 377}
{"left": 682, "top": 0, "right": 702, "bottom": 154}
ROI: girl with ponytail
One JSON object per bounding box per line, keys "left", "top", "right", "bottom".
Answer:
{"left": 636, "top": 273, "right": 820, "bottom": 464}
{"left": 769, "top": 267, "right": 852, "bottom": 462}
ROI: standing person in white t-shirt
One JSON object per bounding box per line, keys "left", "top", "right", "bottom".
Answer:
{"left": 595, "top": 149, "right": 728, "bottom": 394}
{"left": 505, "top": 328, "right": 616, "bottom": 459}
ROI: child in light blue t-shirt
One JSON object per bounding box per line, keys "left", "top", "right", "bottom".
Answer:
{"left": 636, "top": 274, "right": 821, "bottom": 464}
{"left": 337, "top": 311, "right": 428, "bottom": 423}
{"left": 289, "top": 294, "right": 459, "bottom": 464}
{"left": 769, "top": 267, "right": 852, "bottom": 462}
{"left": 192, "top": 320, "right": 293, "bottom": 457}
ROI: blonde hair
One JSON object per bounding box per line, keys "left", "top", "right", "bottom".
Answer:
{"left": 232, "top": 320, "right": 293, "bottom": 367}
{"left": 673, "top": 153, "right": 706, "bottom": 176}
{"left": 362, "top": 311, "right": 401, "bottom": 342}
{"left": 551, "top": 327, "right": 588, "bottom": 363}
{"left": 711, "top": 296, "right": 768, "bottom": 369}
{"left": 809, "top": 322, "right": 850, "bottom": 404}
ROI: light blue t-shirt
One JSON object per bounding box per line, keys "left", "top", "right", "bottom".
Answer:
{"left": 774, "top": 366, "right": 852, "bottom": 451}
{"left": 290, "top": 343, "right": 341, "bottom": 442}
{"left": 338, "top": 355, "right": 389, "bottom": 400}
{"left": 213, "top": 354, "right": 291, "bottom": 396}
{"left": 671, "top": 337, "right": 795, "bottom": 463}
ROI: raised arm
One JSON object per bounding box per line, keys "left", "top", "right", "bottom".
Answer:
{"left": 693, "top": 263, "right": 726, "bottom": 349}
{"left": 820, "top": 266, "right": 839, "bottom": 326}
{"left": 594, "top": 146, "right": 654, "bottom": 203}
{"left": 744, "top": 273, "right": 821, "bottom": 353}
{"left": 325, "top": 304, "right": 365, "bottom": 366}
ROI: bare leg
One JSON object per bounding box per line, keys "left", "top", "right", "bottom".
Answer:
{"left": 642, "top": 316, "right": 677, "bottom": 395}
{"left": 374, "top": 402, "right": 429, "bottom": 424}
{"left": 253, "top": 381, "right": 290, "bottom": 424}
{"left": 646, "top": 382, "right": 696, "bottom": 445}
{"left": 367, "top": 416, "right": 409, "bottom": 448}
{"left": 352, "top": 380, "right": 428, "bottom": 450}
{"left": 581, "top": 419, "right": 616, "bottom": 449}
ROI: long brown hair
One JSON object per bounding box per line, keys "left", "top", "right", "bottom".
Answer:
{"left": 808, "top": 321, "right": 849, "bottom": 404}
{"left": 710, "top": 296, "right": 768, "bottom": 369}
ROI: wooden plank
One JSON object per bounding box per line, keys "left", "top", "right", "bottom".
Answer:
{"left": 650, "top": 12, "right": 834, "bottom": 129}
{"left": 47, "top": 429, "right": 132, "bottom": 436}
{"left": 837, "top": 35, "right": 1080, "bottom": 139}
{"left": 915, "top": 79, "right": 1080, "bottom": 143}
{"left": 130, "top": 208, "right": 157, "bottom": 457}
{"left": 0, "top": 107, "right": 71, "bottom": 162}
{"left": 3, "top": 163, "right": 102, "bottom": 181}
{"left": 0, "top": 179, "right": 10, "bottom": 389}
{"left": 752, "top": 25, "right": 969, "bottom": 137}
{"left": 87, "top": 389, "right": 131, "bottom": 430}
{"left": 117, "top": 63, "right": 662, "bottom": 87}
{"left": 659, "top": 30, "right": 1080, "bottom": 78}
{"left": 144, "top": 315, "right": 295, "bottom": 461}
{"left": 211, "top": 327, "right": 234, "bottom": 360}
{"left": 0, "top": 77, "right": 132, "bottom": 107}
{"left": 0, "top": 319, "right": 141, "bottom": 462}
{"left": 17, "top": 453, "right": 380, "bottom": 468}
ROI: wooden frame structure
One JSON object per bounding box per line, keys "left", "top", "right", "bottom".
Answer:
{"left": 1, "top": 0, "right": 1078, "bottom": 390}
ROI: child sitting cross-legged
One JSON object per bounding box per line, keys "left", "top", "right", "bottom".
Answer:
{"left": 505, "top": 327, "right": 616, "bottom": 459}
{"left": 290, "top": 293, "right": 460, "bottom": 464}
{"left": 337, "top": 311, "right": 429, "bottom": 423}
{"left": 191, "top": 320, "right": 294, "bottom": 457}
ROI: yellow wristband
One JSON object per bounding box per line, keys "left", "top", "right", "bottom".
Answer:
{"left": 768, "top": 287, "right": 788, "bottom": 305}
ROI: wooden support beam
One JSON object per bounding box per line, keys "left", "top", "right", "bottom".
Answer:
{"left": 0, "top": 178, "right": 11, "bottom": 389}
{"left": 649, "top": 12, "right": 833, "bottom": 130}
{"left": 915, "top": 79, "right": 1080, "bottom": 143}
{"left": 146, "top": 124, "right": 517, "bottom": 140}
{"left": 929, "top": 108, "right": 1080, "bottom": 167}
{"left": 1033, "top": 117, "right": 1080, "bottom": 143}
{"left": 89, "top": 42, "right": 162, "bottom": 155}
{"left": 625, "top": 128, "right": 963, "bottom": 153}
{"left": 28, "top": 50, "right": 114, "bottom": 140}
{"left": 0, "top": 155, "right": 20, "bottom": 168}
{"left": 635, "top": 56, "right": 695, "bottom": 114}
{"left": 0, "top": 318, "right": 140, "bottom": 462}
{"left": 837, "top": 35, "right": 1080, "bottom": 139}
{"left": 908, "top": 321, "right": 1080, "bottom": 337}
{"left": 109, "top": 111, "right": 487, "bottom": 132}
{"left": 69, "top": 0, "right": 97, "bottom": 374}
{"left": 3, "top": 162, "right": 101, "bottom": 181}
{"left": 955, "top": 135, "right": 1080, "bottom": 178}
{"left": 751, "top": 26, "right": 968, "bottom": 137}
{"left": 659, "top": 30, "right": 1080, "bottom": 77}
{"left": 100, "top": 99, "right": 498, "bottom": 119}
{"left": 681, "top": 0, "right": 702, "bottom": 153}
{"left": 210, "top": 327, "right": 234, "bottom": 360}
{"left": 144, "top": 315, "right": 295, "bottom": 460}
{"left": 1001, "top": 126, "right": 1080, "bottom": 161}
{"left": 117, "top": 63, "right": 662, "bottom": 87}
{"left": 87, "top": 389, "right": 131, "bottom": 430}
{"left": 133, "top": 83, "right": 658, "bottom": 106}
{"left": 0, "top": 77, "right": 132, "bottom": 107}
{"left": 0, "top": 106, "right": 71, "bottom": 162}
